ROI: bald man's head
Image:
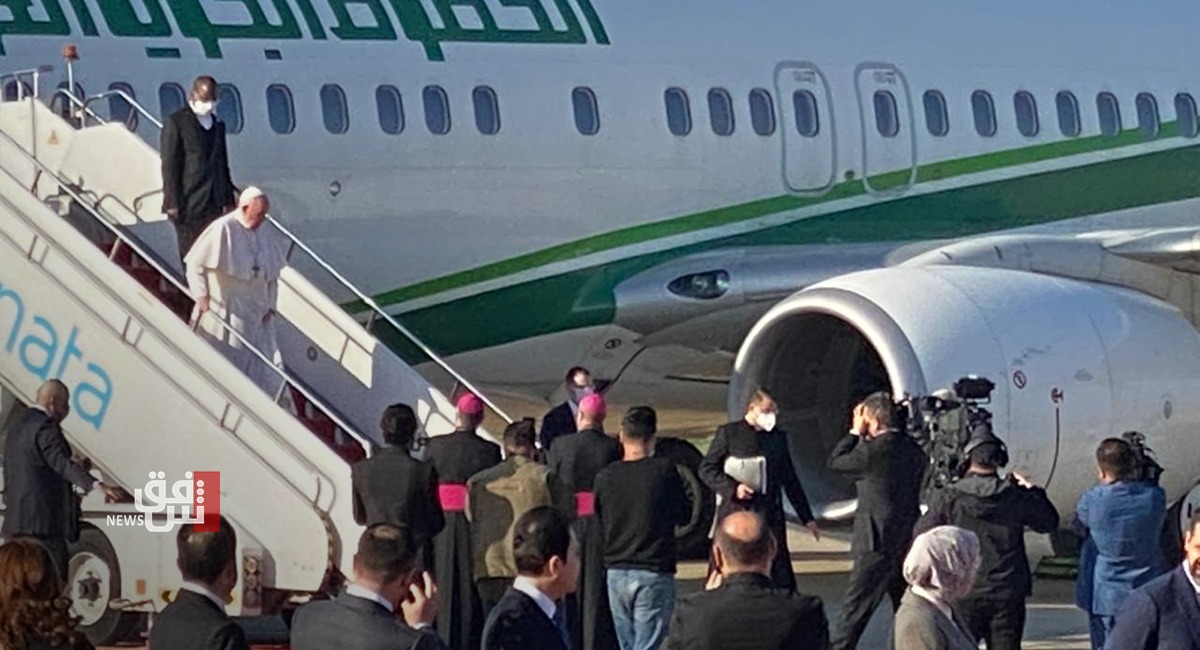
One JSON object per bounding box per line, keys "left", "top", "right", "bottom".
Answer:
{"left": 36, "top": 379, "right": 70, "bottom": 422}
{"left": 714, "top": 511, "right": 775, "bottom": 575}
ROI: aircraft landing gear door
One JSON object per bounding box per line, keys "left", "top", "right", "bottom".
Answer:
{"left": 775, "top": 63, "right": 836, "bottom": 195}
{"left": 855, "top": 63, "right": 917, "bottom": 195}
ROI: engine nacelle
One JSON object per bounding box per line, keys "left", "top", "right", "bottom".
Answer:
{"left": 731, "top": 266, "right": 1200, "bottom": 519}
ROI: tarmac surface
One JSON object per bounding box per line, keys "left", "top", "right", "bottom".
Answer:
{"left": 101, "top": 523, "right": 1091, "bottom": 650}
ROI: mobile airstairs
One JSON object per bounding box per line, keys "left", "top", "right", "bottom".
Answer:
{"left": 0, "top": 68, "right": 508, "bottom": 643}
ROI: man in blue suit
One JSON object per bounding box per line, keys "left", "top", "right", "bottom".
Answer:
{"left": 1074, "top": 438, "right": 1167, "bottom": 650}
{"left": 1106, "top": 511, "right": 1200, "bottom": 649}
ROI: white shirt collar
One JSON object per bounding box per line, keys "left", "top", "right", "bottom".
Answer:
{"left": 346, "top": 583, "right": 395, "bottom": 613}
{"left": 910, "top": 585, "right": 954, "bottom": 621}
{"left": 512, "top": 576, "right": 556, "bottom": 620}
{"left": 181, "top": 581, "right": 227, "bottom": 612}
{"left": 1183, "top": 561, "right": 1200, "bottom": 597}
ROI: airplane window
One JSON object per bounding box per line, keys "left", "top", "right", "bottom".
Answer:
{"left": 375, "top": 85, "right": 404, "bottom": 135}
{"left": 264, "top": 85, "right": 294, "bottom": 134}
{"left": 159, "top": 83, "right": 186, "bottom": 118}
{"left": 971, "top": 90, "right": 996, "bottom": 137}
{"left": 423, "top": 85, "right": 451, "bottom": 135}
{"left": 108, "top": 82, "right": 139, "bottom": 131}
{"left": 1056, "top": 91, "right": 1081, "bottom": 137}
{"left": 748, "top": 88, "right": 775, "bottom": 136}
{"left": 923, "top": 90, "right": 949, "bottom": 137}
{"left": 473, "top": 85, "right": 500, "bottom": 135}
{"left": 1135, "top": 93, "right": 1159, "bottom": 139}
{"left": 217, "top": 84, "right": 243, "bottom": 134}
{"left": 793, "top": 90, "right": 820, "bottom": 137}
{"left": 320, "top": 84, "right": 349, "bottom": 135}
{"left": 1176, "top": 93, "right": 1199, "bottom": 138}
{"left": 572, "top": 87, "right": 600, "bottom": 135}
{"left": 708, "top": 88, "right": 735, "bottom": 136}
{"left": 1014, "top": 91, "right": 1039, "bottom": 137}
{"left": 664, "top": 87, "right": 691, "bottom": 136}
{"left": 1097, "top": 92, "right": 1121, "bottom": 137}
{"left": 873, "top": 90, "right": 899, "bottom": 138}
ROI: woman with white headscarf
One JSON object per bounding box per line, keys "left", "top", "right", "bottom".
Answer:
{"left": 893, "top": 525, "right": 982, "bottom": 650}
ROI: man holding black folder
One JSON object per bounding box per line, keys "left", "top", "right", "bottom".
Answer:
{"left": 699, "top": 388, "right": 820, "bottom": 593}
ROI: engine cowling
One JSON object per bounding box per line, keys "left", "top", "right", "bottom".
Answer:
{"left": 730, "top": 266, "right": 1200, "bottom": 519}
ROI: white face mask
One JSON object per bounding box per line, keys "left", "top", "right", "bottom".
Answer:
{"left": 192, "top": 99, "right": 215, "bottom": 116}
{"left": 570, "top": 385, "right": 594, "bottom": 403}
{"left": 756, "top": 411, "right": 777, "bottom": 432}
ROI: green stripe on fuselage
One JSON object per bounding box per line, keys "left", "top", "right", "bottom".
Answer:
{"left": 370, "top": 143, "right": 1200, "bottom": 361}
{"left": 356, "top": 125, "right": 1191, "bottom": 312}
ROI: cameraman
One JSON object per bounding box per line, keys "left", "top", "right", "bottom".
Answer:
{"left": 1073, "top": 437, "right": 1167, "bottom": 650}
{"left": 827, "top": 392, "right": 927, "bottom": 650}
{"left": 915, "top": 430, "right": 1059, "bottom": 650}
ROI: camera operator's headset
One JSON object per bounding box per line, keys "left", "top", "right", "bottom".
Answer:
{"left": 962, "top": 428, "right": 1010, "bottom": 468}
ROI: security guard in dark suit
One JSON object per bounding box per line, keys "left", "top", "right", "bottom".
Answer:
{"left": 1, "top": 380, "right": 117, "bottom": 579}
{"left": 827, "top": 392, "right": 927, "bottom": 650}
{"left": 352, "top": 403, "right": 444, "bottom": 567}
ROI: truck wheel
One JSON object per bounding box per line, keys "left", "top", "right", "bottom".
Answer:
{"left": 67, "top": 526, "right": 139, "bottom": 645}
{"left": 656, "top": 437, "right": 716, "bottom": 560}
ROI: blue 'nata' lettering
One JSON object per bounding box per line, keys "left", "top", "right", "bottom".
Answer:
{"left": 0, "top": 281, "right": 113, "bottom": 430}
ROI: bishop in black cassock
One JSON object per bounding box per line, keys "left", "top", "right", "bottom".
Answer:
{"left": 426, "top": 394, "right": 502, "bottom": 650}
{"left": 546, "top": 393, "right": 621, "bottom": 650}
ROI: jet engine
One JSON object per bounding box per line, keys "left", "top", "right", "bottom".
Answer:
{"left": 730, "top": 265, "right": 1200, "bottom": 519}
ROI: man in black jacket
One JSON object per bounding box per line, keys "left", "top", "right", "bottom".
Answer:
{"left": 482, "top": 506, "right": 579, "bottom": 650}
{"left": 161, "top": 74, "right": 236, "bottom": 261}
{"left": 426, "top": 393, "right": 502, "bottom": 650}
{"left": 547, "top": 393, "right": 621, "bottom": 650}
{"left": 666, "top": 510, "right": 830, "bottom": 650}
{"left": 149, "top": 516, "right": 249, "bottom": 650}
{"left": 827, "top": 392, "right": 927, "bottom": 650}
{"left": 540, "top": 366, "right": 593, "bottom": 452}
{"left": 700, "top": 388, "right": 819, "bottom": 592}
{"left": 1, "top": 380, "right": 118, "bottom": 578}
{"left": 915, "top": 431, "right": 1060, "bottom": 650}
{"left": 353, "top": 403, "right": 444, "bottom": 567}
{"left": 291, "top": 523, "right": 444, "bottom": 650}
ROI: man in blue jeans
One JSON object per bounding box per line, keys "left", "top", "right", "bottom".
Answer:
{"left": 594, "top": 407, "right": 689, "bottom": 650}
{"left": 1073, "top": 437, "right": 1166, "bottom": 650}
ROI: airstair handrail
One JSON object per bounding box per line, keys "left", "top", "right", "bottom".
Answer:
{"left": 267, "top": 216, "right": 515, "bottom": 424}
{"left": 0, "top": 65, "right": 53, "bottom": 100}
{"left": 63, "top": 88, "right": 514, "bottom": 424}
{"left": 81, "top": 89, "right": 163, "bottom": 130}
{"left": 0, "top": 122, "right": 375, "bottom": 458}
{"left": 50, "top": 88, "right": 111, "bottom": 127}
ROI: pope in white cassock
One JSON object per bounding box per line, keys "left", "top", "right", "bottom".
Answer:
{"left": 185, "top": 186, "right": 289, "bottom": 394}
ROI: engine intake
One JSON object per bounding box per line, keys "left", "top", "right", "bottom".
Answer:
{"left": 730, "top": 266, "right": 1200, "bottom": 520}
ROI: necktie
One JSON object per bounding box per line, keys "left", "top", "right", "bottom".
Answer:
{"left": 553, "top": 600, "right": 572, "bottom": 649}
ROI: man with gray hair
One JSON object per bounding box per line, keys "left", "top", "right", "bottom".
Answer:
{"left": 185, "top": 186, "right": 288, "bottom": 393}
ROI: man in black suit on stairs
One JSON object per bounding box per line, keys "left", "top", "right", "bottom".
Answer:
{"left": 149, "top": 515, "right": 249, "bottom": 650}
{"left": 482, "top": 506, "right": 580, "bottom": 650}
{"left": 290, "top": 523, "right": 445, "bottom": 650}
{"left": 161, "top": 74, "right": 236, "bottom": 262}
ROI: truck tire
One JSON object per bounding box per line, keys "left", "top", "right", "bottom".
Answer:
{"left": 656, "top": 437, "right": 716, "bottom": 560}
{"left": 67, "top": 526, "right": 140, "bottom": 645}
